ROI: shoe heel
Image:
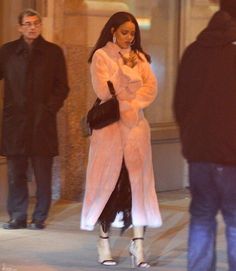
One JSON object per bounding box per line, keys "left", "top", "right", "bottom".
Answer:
{"left": 130, "top": 253, "right": 135, "bottom": 268}
{"left": 129, "top": 238, "right": 150, "bottom": 268}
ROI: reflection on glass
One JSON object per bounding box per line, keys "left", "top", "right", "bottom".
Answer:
{"left": 142, "top": 0, "right": 180, "bottom": 124}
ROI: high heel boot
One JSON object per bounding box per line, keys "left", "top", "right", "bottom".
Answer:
{"left": 129, "top": 226, "right": 150, "bottom": 268}
{"left": 97, "top": 226, "right": 117, "bottom": 266}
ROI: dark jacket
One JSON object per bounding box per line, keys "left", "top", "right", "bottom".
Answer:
{"left": 174, "top": 11, "right": 236, "bottom": 165}
{"left": 0, "top": 35, "right": 69, "bottom": 156}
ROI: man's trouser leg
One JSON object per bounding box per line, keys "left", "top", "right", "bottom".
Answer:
{"left": 31, "top": 156, "right": 53, "bottom": 222}
{"left": 7, "top": 156, "right": 29, "bottom": 221}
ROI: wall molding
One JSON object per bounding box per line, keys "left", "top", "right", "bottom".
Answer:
{"left": 151, "top": 122, "right": 180, "bottom": 143}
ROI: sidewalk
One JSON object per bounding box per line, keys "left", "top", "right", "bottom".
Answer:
{"left": 0, "top": 190, "right": 227, "bottom": 271}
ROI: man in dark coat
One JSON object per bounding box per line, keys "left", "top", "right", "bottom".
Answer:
{"left": 174, "top": 0, "right": 236, "bottom": 270}
{"left": 0, "top": 9, "right": 69, "bottom": 229}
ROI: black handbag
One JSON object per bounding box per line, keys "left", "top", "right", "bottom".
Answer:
{"left": 81, "top": 81, "right": 120, "bottom": 136}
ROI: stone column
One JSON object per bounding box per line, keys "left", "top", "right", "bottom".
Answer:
{"left": 52, "top": 0, "right": 90, "bottom": 201}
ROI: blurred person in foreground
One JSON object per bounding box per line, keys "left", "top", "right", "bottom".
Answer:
{"left": 174, "top": 1, "right": 236, "bottom": 270}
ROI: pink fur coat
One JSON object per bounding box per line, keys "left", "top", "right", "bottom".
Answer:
{"left": 80, "top": 42, "right": 162, "bottom": 230}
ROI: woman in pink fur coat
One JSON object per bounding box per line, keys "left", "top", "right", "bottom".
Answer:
{"left": 81, "top": 11, "right": 162, "bottom": 268}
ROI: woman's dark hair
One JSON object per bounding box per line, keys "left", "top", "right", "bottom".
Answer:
{"left": 88, "top": 11, "right": 151, "bottom": 63}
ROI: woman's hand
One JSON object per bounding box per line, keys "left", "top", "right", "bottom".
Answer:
{"left": 119, "top": 51, "right": 137, "bottom": 68}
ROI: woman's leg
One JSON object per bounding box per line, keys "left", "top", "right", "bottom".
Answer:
{"left": 129, "top": 226, "right": 150, "bottom": 268}
{"left": 97, "top": 224, "right": 117, "bottom": 265}
{"left": 96, "top": 159, "right": 131, "bottom": 266}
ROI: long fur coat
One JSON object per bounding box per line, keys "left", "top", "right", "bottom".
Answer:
{"left": 81, "top": 42, "right": 162, "bottom": 231}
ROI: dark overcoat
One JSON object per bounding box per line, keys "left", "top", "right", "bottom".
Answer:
{"left": 0, "top": 35, "right": 69, "bottom": 156}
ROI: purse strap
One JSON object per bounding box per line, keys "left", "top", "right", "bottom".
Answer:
{"left": 93, "top": 81, "right": 116, "bottom": 106}
{"left": 107, "top": 80, "right": 116, "bottom": 96}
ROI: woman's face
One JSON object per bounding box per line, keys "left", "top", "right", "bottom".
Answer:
{"left": 112, "top": 21, "right": 136, "bottom": 49}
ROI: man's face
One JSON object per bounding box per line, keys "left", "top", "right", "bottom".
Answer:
{"left": 18, "top": 15, "right": 42, "bottom": 44}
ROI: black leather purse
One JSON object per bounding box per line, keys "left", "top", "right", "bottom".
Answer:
{"left": 81, "top": 81, "right": 120, "bottom": 136}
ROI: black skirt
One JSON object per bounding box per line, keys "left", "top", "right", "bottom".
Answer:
{"left": 98, "top": 160, "right": 132, "bottom": 233}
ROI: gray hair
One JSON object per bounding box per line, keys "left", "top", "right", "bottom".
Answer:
{"left": 18, "top": 8, "right": 41, "bottom": 25}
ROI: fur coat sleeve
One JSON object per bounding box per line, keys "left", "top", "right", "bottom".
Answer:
{"left": 90, "top": 45, "right": 157, "bottom": 128}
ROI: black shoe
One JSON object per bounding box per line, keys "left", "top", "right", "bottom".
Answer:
{"left": 3, "top": 219, "right": 27, "bottom": 229}
{"left": 28, "top": 220, "right": 45, "bottom": 230}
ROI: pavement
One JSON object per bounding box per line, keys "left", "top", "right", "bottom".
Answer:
{"left": 0, "top": 189, "right": 228, "bottom": 271}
